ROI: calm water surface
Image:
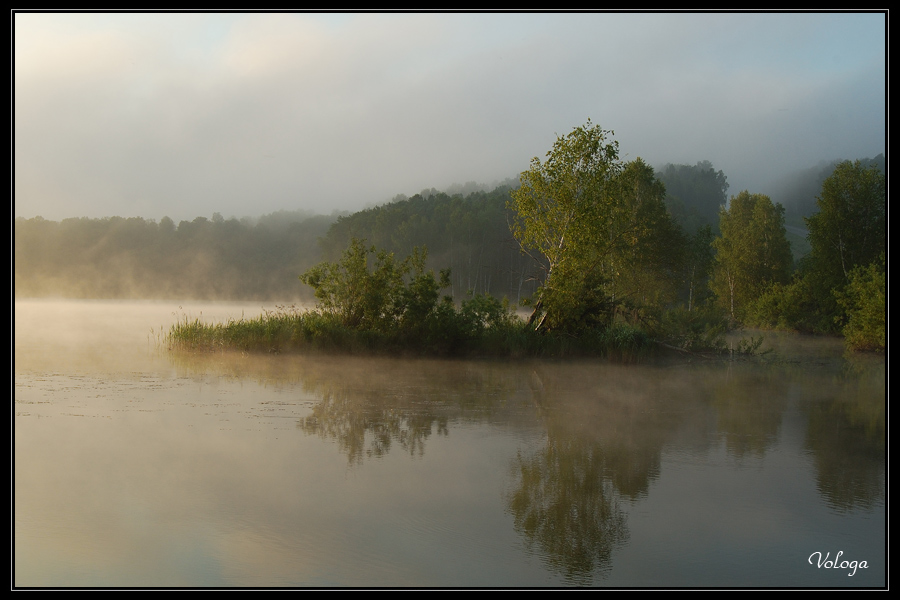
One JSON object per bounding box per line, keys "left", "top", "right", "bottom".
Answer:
{"left": 14, "top": 300, "right": 886, "bottom": 587}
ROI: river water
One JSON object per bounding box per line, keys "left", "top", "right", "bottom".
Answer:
{"left": 13, "top": 300, "right": 886, "bottom": 588}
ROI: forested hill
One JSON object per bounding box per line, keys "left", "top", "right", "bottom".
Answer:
{"left": 13, "top": 186, "right": 544, "bottom": 304}
{"left": 14, "top": 211, "right": 336, "bottom": 301}
{"left": 14, "top": 154, "right": 883, "bottom": 305}
{"left": 316, "top": 186, "right": 542, "bottom": 304}
{"left": 14, "top": 161, "right": 728, "bottom": 304}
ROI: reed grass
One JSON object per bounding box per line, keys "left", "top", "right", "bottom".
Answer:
{"left": 166, "top": 303, "right": 669, "bottom": 360}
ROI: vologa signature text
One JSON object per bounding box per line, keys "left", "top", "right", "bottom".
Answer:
{"left": 809, "top": 551, "right": 867, "bottom": 576}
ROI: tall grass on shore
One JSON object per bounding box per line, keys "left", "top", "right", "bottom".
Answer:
{"left": 166, "top": 303, "right": 661, "bottom": 360}
{"left": 168, "top": 305, "right": 308, "bottom": 354}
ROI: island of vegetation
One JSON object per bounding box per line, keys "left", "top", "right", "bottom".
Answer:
{"left": 160, "top": 121, "right": 885, "bottom": 358}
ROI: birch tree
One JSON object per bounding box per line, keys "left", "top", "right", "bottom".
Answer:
{"left": 507, "top": 121, "right": 622, "bottom": 331}
{"left": 710, "top": 192, "right": 793, "bottom": 320}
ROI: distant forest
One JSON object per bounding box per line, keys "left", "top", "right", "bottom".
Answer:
{"left": 14, "top": 153, "right": 884, "bottom": 305}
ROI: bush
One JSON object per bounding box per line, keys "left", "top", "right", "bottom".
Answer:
{"left": 297, "top": 239, "right": 526, "bottom": 356}
{"left": 744, "top": 279, "right": 816, "bottom": 332}
{"left": 656, "top": 305, "right": 730, "bottom": 352}
{"left": 836, "top": 257, "right": 886, "bottom": 352}
{"left": 300, "top": 238, "right": 448, "bottom": 335}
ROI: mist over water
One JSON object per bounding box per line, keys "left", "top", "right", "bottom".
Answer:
{"left": 14, "top": 300, "right": 885, "bottom": 587}
{"left": 14, "top": 299, "right": 278, "bottom": 374}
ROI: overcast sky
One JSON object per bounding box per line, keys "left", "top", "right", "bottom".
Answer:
{"left": 14, "top": 11, "right": 886, "bottom": 223}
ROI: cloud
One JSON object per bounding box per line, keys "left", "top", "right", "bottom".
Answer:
{"left": 14, "top": 12, "right": 885, "bottom": 221}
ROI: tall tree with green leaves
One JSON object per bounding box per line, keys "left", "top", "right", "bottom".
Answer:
{"left": 507, "top": 120, "right": 624, "bottom": 332}
{"left": 801, "top": 160, "right": 886, "bottom": 331}
{"left": 508, "top": 122, "right": 687, "bottom": 332}
{"left": 807, "top": 160, "right": 885, "bottom": 281}
{"left": 604, "top": 158, "right": 685, "bottom": 314}
{"left": 710, "top": 191, "right": 793, "bottom": 321}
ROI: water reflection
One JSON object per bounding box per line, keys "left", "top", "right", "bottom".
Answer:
{"left": 169, "top": 353, "right": 532, "bottom": 464}
{"left": 162, "top": 346, "right": 885, "bottom": 585}
{"left": 297, "top": 380, "right": 451, "bottom": 463}
{"left": 507, "top": 363, "right": 703, "bottom": 583}
{"left": 712, "top": 365, "right": 791, "bottom": 458}
{"left": 15, "top": 299, "right": 885, "bottom": 586}
{"left": 802, "top": 360, "right": 885, "bottom": 512}
{"left": 165, "top": 349, "right": 885, "bottom": 585}
{"left": 507, "top": 444, "right": 628, "bottom": 585}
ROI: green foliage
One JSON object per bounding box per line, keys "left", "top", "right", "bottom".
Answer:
{"left": 743, "top": 278, "right": 815, "bottom": 332}
{"left": 598, "top": 322, "right": 652, "bottom": 362}
{"left": 169, "top": 237, "right": 669, "bottom": 360}
{"left": 507, "top": 122, "right": 686, "bottom": 334}
{"left": 458, "top": 293, "right": 518, "bottom": 337}
{"left": 508, "top": 120, "right": 622, "bottom": 272}
{"left": 710, "top": 191, "right": 793, "bottom": 321}
{"left": 734, "top": 335, "right": 767, "bottom": 356}
{"left": 293, "top": 239, "right": 535, "bottom": 356}
{"left": 806, "top": 160, "right": 886, "bottom": 283}
{"left": 749, "top": 160, "right": 886, "bottom": 340}
{"left": 836, "top": 256, "right": 885, "bottom": 352}
{"left": 527, "top": 265, "right": 616, "bottom": 333}
{"left": 299, "top": 238, "right": 447, "bottom": 337}
{"left": 318, "top": 186, "right": 538, "bottom": 303}
{"left": 656, "top": 305, "right": 730, "bottom": 353}
{"left": 800, "top": 160, "right": 886, "bottom": 332}
{"left": 507, "top": 121, "right": 622, "bottom": 333}
{"left": 606, "top": 158, "right": 685, "bottom": 311}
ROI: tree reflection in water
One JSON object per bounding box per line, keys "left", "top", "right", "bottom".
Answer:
{"left": 803, "top": 359, "right": 885, "bottom": 513}
{"left": 507, "top": 443, "right": 628, "bottom": 585}
{"left": 503, "top": 363, "right": 685, "bottom": 584}
{"left": 165, "top": 347, "right": 884, "bottom": 584}
{"left": 298, "top": 390, "right": 449, "bottom": 463}
{"left": 285, "top": 356, "right": 520, "bottom": 465}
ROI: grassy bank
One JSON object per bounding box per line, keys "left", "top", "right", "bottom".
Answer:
{"left": 166, "top": 304, "right": 661, "bottom": 361}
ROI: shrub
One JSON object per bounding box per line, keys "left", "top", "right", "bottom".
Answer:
{"left": 300, "top": 238, "right": 448, "bottom": 337}
{"left": 836, "top": 257, "right": 886, "bottom": 352}
{"left": 656, "top": 305, "right": 730, "bottom": 352}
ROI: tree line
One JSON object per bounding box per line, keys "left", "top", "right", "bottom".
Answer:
{"left": 15, "top": 123, "right": 885, "bottom": 352}
{"left": 14, "top": 211, "right": 336, "bottom": 300}
{"left": 504, "top": 122, "right": 883, "bottom": 350}
{"left": 302, "top": 121, "right": 883, "bottom": 352}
